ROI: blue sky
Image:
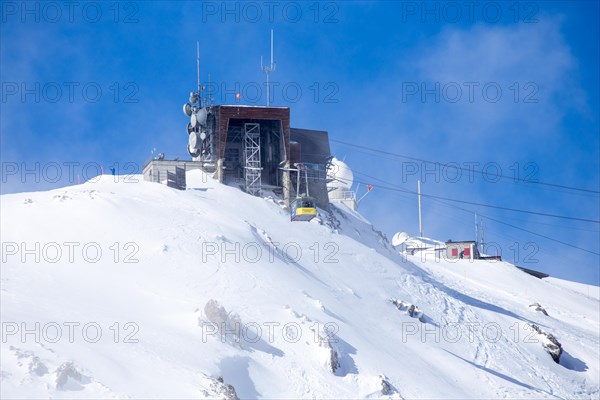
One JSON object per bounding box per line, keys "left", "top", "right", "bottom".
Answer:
{"left": 1, "top": 1, "right": 599, "bottom": 285}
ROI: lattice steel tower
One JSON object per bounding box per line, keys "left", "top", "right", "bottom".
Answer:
{"left": 244, "top": 123, "right": 262, "bottom": 196}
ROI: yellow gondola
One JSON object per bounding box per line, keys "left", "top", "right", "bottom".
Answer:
{"left": 290, "top": 163, "right": 317, "bottom": 222}
{"left": 291, "top": 196, "right": 317, "bottom": 222}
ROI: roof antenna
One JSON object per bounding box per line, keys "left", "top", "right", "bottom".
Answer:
{"left": 196, "top": 41, "right": 202, "bottom": 107}
{"left": 261, "top": 29, "right": 276, "bottom": 106}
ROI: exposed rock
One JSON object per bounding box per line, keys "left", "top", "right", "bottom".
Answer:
{"left": 28, "top": 356, "right": 48, "bottom": 376}
{"left": 380, "top": 375, "right": 393, "bottom": 395}
{"left": 529, "top": 302, "right": 549, "bottom": 316}
{"left": 372, "top": 226, "right": 390, "bottom": 248}
{"left": 201, "top": 375, "right": 239, "bottom": 400}
{"left": 314, "top": 327, "right": 341, "bottom": 374}
{"left": 55, "top": 362, "right": 90, "bottom": 390}
{"left": 529, "top": 324, "right": 563, "bottom": 363}
{"left": 391, "top": 299, "right": 425, "bottom": 322}
{"left": 325, "top": 209, "right": 342, "bottom": 231}
{"left": 9, "top": 347, "right": 48, "bottom": 377}
{"left": 215, "top": 376, "right": 238, "bottom": 400}
{"left": 320, "top": 336, "right": 340, "bottom": 373}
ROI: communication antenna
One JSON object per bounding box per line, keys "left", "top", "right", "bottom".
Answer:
{"left": 261, "top": 29, "right": 276, "bottom": 106}
{"left": 207, "top": 73, "right": 213, "bottom": 106}
{"left": 418, "top": 180, "right": 423, "bottom": 238}
{"left": 480, "top": 218, "right": 485, "bottom": 253}
{"left": 197, "top": 41, "right": 202, "bottom": 107}
{"left": 475, "top": 213, "right": 479, "bottom": 251}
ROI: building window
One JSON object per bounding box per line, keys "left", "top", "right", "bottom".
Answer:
{"left": 451, "top": 248, "right": 458, "bottom": 257}
{"left": 464, "top": 247, "right": 471, "bottom": 257}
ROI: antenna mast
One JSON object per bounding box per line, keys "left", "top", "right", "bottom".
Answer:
{"left": 480, "top": 218, "right": 485, "bottom": 253}
{"left": 207, "top": 73, "right": 213, "bottom": 106}
{"left": 475, "top": 213, "right": 479, "bottom": 250}
{"left": 261, "top": 29, "right": 276, "bottom": 106}
{"left": 196, "top": 41, "right": 202, "bottom": 107}
{"left": 418, "top": 180, "right": 423, "bottom": 238}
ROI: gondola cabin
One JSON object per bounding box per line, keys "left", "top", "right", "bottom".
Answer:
{"left": 291, "top": 196, "right": 317, "bottom": 222}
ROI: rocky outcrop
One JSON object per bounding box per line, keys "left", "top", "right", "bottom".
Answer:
{"left": 529, "top": 324, "right": 562, "bottom": 363}
{"left": 529, "top": 302, "right": 549, "bottom": 316}
{"left": 391, "top": 299, "right": 425, "bottom": 322}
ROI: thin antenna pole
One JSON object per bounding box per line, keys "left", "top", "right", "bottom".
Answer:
{"left": 207, "top": 73, "right": 212, "bottom": 106}
{"left": 261, "top": 29, "right": 276, "bottom": 107}
{"left": 196, "top": 41, "right": 202, "bottom": 106}
{"left": 418, "top": 180, "right": 423, "bottom": 238}
{"left": 266, "top": 66, "right": 270, "bottom": 107}
{"left": 475, "top": 213, "right": 479, "bottom": 251}
{"left": 481, "top": 218, "right": 485, "bottom": 253}
{"left": 270, "top": 29, "right": 274, "bottom": 66}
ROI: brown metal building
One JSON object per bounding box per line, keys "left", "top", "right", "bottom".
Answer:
{"left": 145, "top": 104, "right": 332, "bottom": 210}
{"left": 212, "top": 105, "right": 330, "bottom": 209}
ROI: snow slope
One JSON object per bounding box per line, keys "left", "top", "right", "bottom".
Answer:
{"left": 1, "top": 171, "right": 598, "bottom": 399}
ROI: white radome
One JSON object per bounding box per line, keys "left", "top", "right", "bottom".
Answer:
{"left": 392, "top": 231, "right": 410, "bottom": 247}
{"left": 327, "top": 157, "right": 353, "bottom": 191}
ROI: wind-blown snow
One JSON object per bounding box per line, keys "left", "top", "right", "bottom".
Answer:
{"left": 1, "top": 170, "right": 598, "bottom": 399}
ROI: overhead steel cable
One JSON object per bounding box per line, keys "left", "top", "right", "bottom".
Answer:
{"left": 420, "top": 194, "right": 600, "bottom": 256}
{"left": 334, "top": 164, "right": 600, "bottom": 224}
{"left": 331, "top": 139, "right": 600, "bottom": 195}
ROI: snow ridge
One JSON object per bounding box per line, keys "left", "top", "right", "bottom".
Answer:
{"left": 1, "top": 171, "right": 598, "bottom": 399}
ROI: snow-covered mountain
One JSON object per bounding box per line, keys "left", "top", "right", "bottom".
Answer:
{"left": 1, "top": 171, "right": 598, "bottom": 399}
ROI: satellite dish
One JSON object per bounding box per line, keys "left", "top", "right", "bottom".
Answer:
{"left": 189, "top": 92, "right": 199, "bottom": 104}
{"left": 188, "top": 144, "right": 200, "bottom": 158}
{"left": 186, "top": 122, "right": 194, "bottom": 135}
{"left": 182, "top": 103, "right": 192, "bottom": 117}
{"left": 194, "top": 108, "right": 207, "bottom": 126}
{"left": 189, "top": 131, "right": 202, "bottom": 150}
{"left": 200, "top": 130, "right": 206, "bottom": 140}
{"left": 190, "top": 108, "right": 207, "bottom": 127}
{"left": 392, "top": 232, "right": 410, "bottom": 247}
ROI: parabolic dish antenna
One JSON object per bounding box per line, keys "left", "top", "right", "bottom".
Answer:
{"left": 191, "top": 108, "right": 207, "bottom": 127}
{"left": 182, "top": 103, "right": 192, "bottom": 117}
{"left": 392, "top": 232, "right": 410, "bottom": 247}
{"left": 189, "top": 131, "right": 201, "bottom": 149}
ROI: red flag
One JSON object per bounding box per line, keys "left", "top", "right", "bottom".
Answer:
{"left": 367, "top": 184, "right": 373, "bottom": 191}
